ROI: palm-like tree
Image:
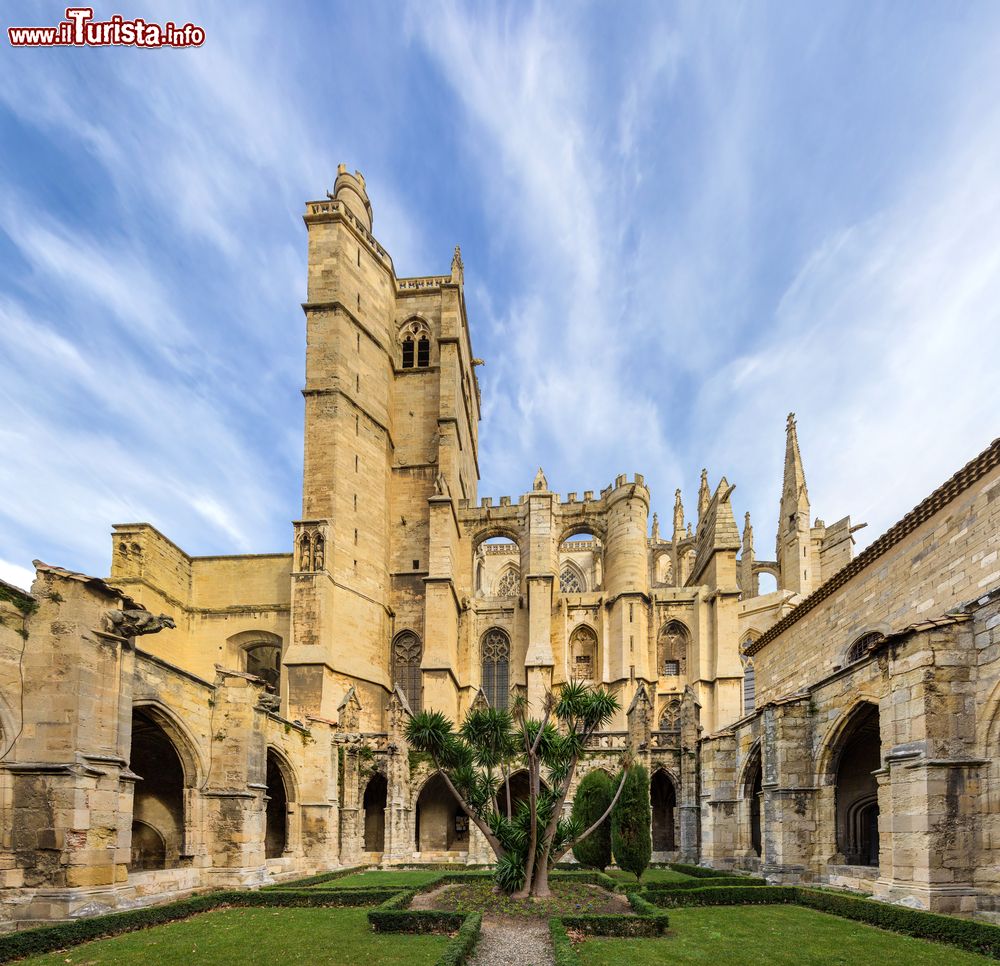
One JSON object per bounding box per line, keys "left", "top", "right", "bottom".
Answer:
{"left": 405, "top": 682, "right": 630, "bottom": 898}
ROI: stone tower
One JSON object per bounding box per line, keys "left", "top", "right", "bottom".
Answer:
{"left": 286, "top": 166, "right": 480, "bottom": 728}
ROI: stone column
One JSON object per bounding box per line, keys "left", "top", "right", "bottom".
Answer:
{"left": 202, "top": 673, "right": 268, "bottom": 887}
{"left": 339, "top": 746, "right": 363, "bottom": 865}
{"left": 299, "top": 718, "right": 340, "bottom": 871}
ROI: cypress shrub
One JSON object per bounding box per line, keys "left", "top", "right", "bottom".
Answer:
{"left": 571, "top": 769, "right": 613, "bottom": 870}
{"left": 611, "top": 764, "right": 651, "bottom": 882}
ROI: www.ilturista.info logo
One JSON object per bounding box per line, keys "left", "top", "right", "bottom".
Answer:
{"left": 8, "top": 7, "right": 205, "bottom": 47}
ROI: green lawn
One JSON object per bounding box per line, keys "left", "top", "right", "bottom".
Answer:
{"left": 309, "top": 869, "right": 447, "bottom": 889}
{"left": 603, "top": 867, "right": 694, "bottom": 885}
{"left": 577, "top": 905, "right": 994, "bottom": 965}
{"left": 21, "top": 907, "right": 449, "bottom": 966}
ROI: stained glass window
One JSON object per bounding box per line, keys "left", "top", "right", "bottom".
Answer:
{"left": 481, "top": 628, "right": 510, "bottom": 710}
{"left": 393, "top": 632, "right": 422, "bottom": 713}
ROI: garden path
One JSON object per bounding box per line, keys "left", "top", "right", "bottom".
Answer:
{"left": 468, "top": 916, "right": 554, "bottom": 966}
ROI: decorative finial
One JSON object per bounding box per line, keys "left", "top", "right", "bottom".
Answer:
{"left": 451, "top": 245, "right": 464, "bottom": 285}
{"left": 652, "top": 513, "right": 660, "bottom": 540}
{"left": 673, "top": 488, "right": 684, "bottom": 534}
{"left": 533, "top": 467, "right": 548, "bottom": 491}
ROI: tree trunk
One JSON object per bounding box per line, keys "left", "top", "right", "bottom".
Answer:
{"left": 530, "top": 861, "right": 551, "bottom": 898}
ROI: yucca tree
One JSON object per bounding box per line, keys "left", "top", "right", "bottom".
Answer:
{"left": 404, "top": 682, "right": 631, "bottom": 898}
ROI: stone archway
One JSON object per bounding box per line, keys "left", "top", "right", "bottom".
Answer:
{"left": 363, "top": 773, "right": 388, "bottom": 852}
{"left": 128, "top": 707, "right": 186, "bottom": 871}
{"left": 831, "top": 703, "right": 881, "bottom": 866}
{"left": 415, "top": 773, "right": 468, "bottom": 853}
{"left": 650, "top": 769, "right": 676, "bottom": 852}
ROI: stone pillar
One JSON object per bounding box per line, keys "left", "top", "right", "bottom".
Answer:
{"left": 202, "top": 673, "right": 268, "bottom": 887}
{"left": 679, "top": 689, "right": 701, "bottom": 863}
{"left": 384, "top": 693, "right": 412, "bottom": 864}
{"left": 299, "top": 718, "right": 340, "bottom": 871}
{"left": 339, "top": 746, "right": 363, "bottom": 865}
{"left": 761, "top": 699, "right": 816, "bottom": 881}
{"left": 873, "top": 626, "right": 984, "bottom": 913}
{"left": 698, "top": 732, "right": 736, "bottom": 866}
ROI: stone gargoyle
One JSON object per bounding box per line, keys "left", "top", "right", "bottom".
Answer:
{"left": 104, "top": 608, "right": 176, "bottom": 638}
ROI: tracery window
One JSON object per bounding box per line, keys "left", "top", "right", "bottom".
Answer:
{"left": 495, "top": 567, "right": 519, "bottom": 597}
{"left": 560, "top": 567, "right": 584, "bottom": 594}
{"left": 657, "top": 621, "right": 689, "bottom": 677}
{"left": 400, "top": 319, "right": 431, "bottom": 370}
{"left": 392, "top": 631, "right": 423, "bottom": 714}
{"left": 659, "top": 698, "right": 681, "bottom": 734}
{"left": 847, "top": 631, "right": 884, "bottom": 665}
{"left": 481, "top": 628, "right": 511, "bottom": 711}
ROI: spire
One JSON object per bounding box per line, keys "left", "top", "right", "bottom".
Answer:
{"left": 782, "top": 412, "right": 809, "bottom": 509}
{"left": 672, "top": 488, "right": 685, "bottom": 536}
{"left": 533, "top": 467, "right": 548, "bottom": 491}
{"left": 742, "top": 511, "right": 754, "bottom": 555}
{"left": 697, "top": 468, "right": 710, "bottom": 523}
{"left": 451, "top": 244, "right": 464, "bottom": 285}
{"left": 651, "top": 512, "right": 660, "bottom": 541}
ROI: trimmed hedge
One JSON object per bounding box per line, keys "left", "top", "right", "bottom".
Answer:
{"left": 626, "top": 891, "right": 660, "bottom": 916}
{"left": 797, "top": 888, "right": 1000, "bottom": 959}
{"left": 641, "top": 876, "right": 768, "bottom": 892}
{"left": 436, "top": 912, "right": 482, "bottom": 966}
{"left": 551, "top": 870, "right": 618, "bottom": 890}
{"left": 646, "top": 885, "right": 798, "bottom": 908}
{"left": 0, "top": 888, "right": 388, "bottom": 964}
{"left": 667, "top": 862, "right": 737, "bottom": 878}
{"left": 559, "top": 912, "right": 670, "bottom": 937}
{"left": 368, "top": 909, "right": 468, "bottom": 934}
{"left": 549, "top": 917, "right": 582, "bottom": 966}
{"left": 262, "top": 865, "right": 365, "bottom": 889}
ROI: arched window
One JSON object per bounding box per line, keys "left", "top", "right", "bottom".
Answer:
{"left": 393, "top": 631, "right": 422, "bottom": 714}
{"left": 657, "top": 621, "right": 689, "bottom": 676}
{"left": 400, "top": 319, "right": 430, "bottom": 370}
{"left": 659, "top": 698, "right": 681, "bottom": 734}
{"left": 560, "top": 567, "right": 584, "bottom": 594}
{"left": 569, "top": 626, "right": 597, "bottom": 681}
{"left": 246, "top": 643, "right": 281, "bottom": 694}
{"left": 847, "top": 631, "right": 883, "bottom": 665}
{"left": 495, "top": 567, "right": 519, "bottom": 597}
{"left": 481, "top": 628, "right": 511, "bottom": 710}
{"left": 742, "top": 659, "right": 756, "bottom": 714}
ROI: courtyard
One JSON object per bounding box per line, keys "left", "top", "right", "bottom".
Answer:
{"left": 6, "top": 867, "right": 999, "bottom": 966}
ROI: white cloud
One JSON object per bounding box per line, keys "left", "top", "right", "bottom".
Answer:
{"left": 0, "top": 560, "right": 34, "bottom": 593}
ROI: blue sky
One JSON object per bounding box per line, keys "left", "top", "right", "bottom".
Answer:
{"left": 1, "top": 1, "right": 999, "bottom": 589}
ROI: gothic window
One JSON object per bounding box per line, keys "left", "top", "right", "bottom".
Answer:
{"left": 246, "top": 643, "right": 281, "bottom": 694}
{"left": 657, "top": 621, "right": 689, "bottom": 677}
{"left": 392, "top": 631, "right": 422, "bottom": 713}
{"left": 400, "top": 319, "right": 430, "bottom": 370}
{"left": 847, "top": 632, "right": 883, "bottom": 665}
{"left": 569, "top": 626, "right": 597, "bottom": 681}
{"left": 659, "top": 698, "right": 681, "bottom": 734}
{"left": 742, "top": 659, "right": 756, "bottom": 713}
{"left": 495, "top": 567, "right": 519, "bottom": 597}
{"left": 481, "top": 628, "right": 511, "bottom": 711}
{"left": 560, "top": 567, "right": 584, "bottom": 594}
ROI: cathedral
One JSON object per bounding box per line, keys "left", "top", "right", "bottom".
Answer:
{"left": 0, "top": 167, "right": 997, "bottom": 926}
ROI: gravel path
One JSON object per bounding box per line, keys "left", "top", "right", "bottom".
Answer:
{"left": 469, "top": 916, "right": 555, "bottom": 966}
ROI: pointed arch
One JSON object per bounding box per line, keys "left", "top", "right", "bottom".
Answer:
{"left": 559, "top": 559, "right": 587, "bottom": 594}
{"left": 130, "top": 699, "right": 205, "bottom": 787}
{"left": 392, "top": 630, "right": 423, "bottom": 714}
{"left": 816, "top": 699, "right": 881, "bottom": 784}
{"left": 650, "top": 767, "right": 677, "bottom": 852}
{"left": 265, "top": 747, "right": 295, "bottom": 859}
{"left": 363, "top": 772, "right": 388, "bottom": 852}
{"left": 481, "top": 628, "right": 511, "bottom": 710}
{"left": 568, "top": 624, "right": 598, "bottom": 681}
{"left": 657, "top": 620, "right": 689, "bottom": 677}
